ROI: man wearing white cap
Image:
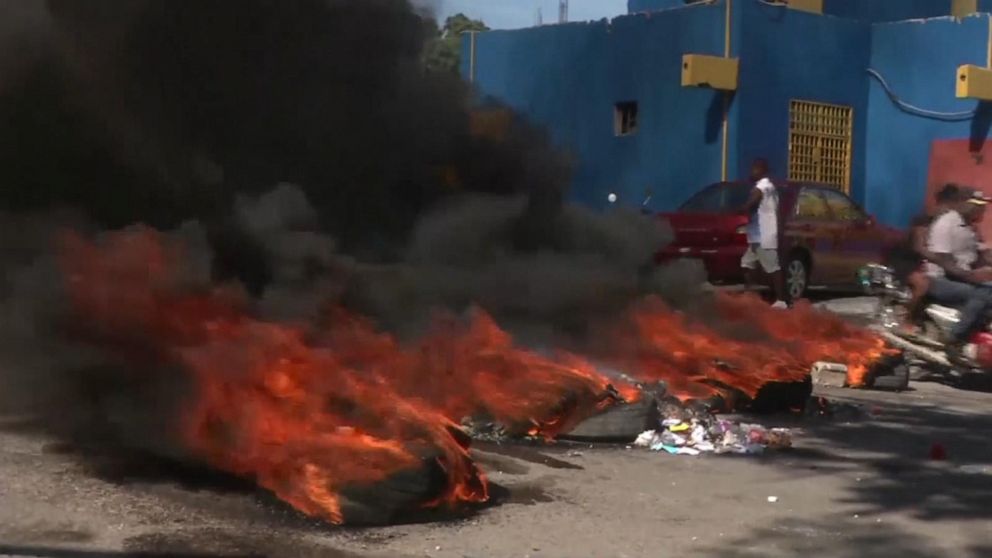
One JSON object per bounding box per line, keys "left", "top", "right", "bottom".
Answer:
{"left": 925, "top": 186, "right": 992, "bottom": 354}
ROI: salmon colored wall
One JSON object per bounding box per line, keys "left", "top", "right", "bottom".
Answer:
{"left": 927, "top": 139, "right": 992, "bottom": 241}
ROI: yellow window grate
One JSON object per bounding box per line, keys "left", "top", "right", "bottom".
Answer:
{"left": 788, "top": 100, "right": 854, "bottom": 192}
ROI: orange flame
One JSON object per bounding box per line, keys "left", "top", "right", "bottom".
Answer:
{"left": 713, "top": 294, "right": 891, "bottom": 388}
{"left": 604, "top": 293, "right": 891, "bottom": 400}
{"left": 55, "top": 227, "right": 894, "bottom": 524}
{"left": 56, "top": 227, "right": 629, "bottom": 522}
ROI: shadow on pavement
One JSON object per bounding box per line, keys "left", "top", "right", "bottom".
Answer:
{"left": 703, "top": 386, "right": 992, "bottom": 556}
{"left": 699, "top": 517, "right": 967, "bottom": 558}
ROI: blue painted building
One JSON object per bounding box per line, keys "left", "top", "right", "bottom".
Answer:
{"left": 462, "top": 0, "right": 992, "bottom": 228}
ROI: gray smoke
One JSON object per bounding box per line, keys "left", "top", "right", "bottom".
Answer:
{"left": 0, "top": 0, "right": 702, "bottom": 462}
{"left": 0, "top": 210, "right": 216, "bottom": 457}
{"left": 348, "top": 194, "right": 696, "bottom": 344}
{"left": 169, "top": 184, "right": 694, "bottom": 343}
{"left": 213, "top": 185, "right": 699, "bottom": 347}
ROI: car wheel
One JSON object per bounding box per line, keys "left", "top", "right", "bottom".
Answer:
{"left": 785, "top": 255, "right": 809, "bottom": 300}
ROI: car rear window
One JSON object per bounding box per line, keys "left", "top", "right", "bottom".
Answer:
{"left": 679, "top": 183, "right": 753, "bottom": 213}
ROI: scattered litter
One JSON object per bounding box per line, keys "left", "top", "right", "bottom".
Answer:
{"left": 634, "top": 431, "right": 657, "bottom": 447}
{"left": 767, "top": 496, "right": 779, "bottom": 503}
{"left": 633, "top": 416, "right": 793, "bottom": 456}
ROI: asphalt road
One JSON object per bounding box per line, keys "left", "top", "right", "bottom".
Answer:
{"left": 1, "top": 298, "right": 991, "bottom": 558}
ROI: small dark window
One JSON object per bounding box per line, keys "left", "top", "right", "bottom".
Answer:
{"left": 614, "top": 101, "right": 638, "bottom": 136}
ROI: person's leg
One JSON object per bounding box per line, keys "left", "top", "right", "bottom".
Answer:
{"left": 741, "top": 245, "right": 759, "bottom": 292}
{"left": 927, "top": 277, "right": 991, "bottom": 346}
{"left": 950, "top": 284, "right": 992, "bottom": 343}
{"left": 905, "top": 271, "right": 929, "bottom": 326}
{"left": 758, "top": 248, "right": 787, "bottom": 307}
{"left": 771, "top": 269, "right": 787, "bottom": 303}
{"left": 926, "top": 276, "right": 973, "bottom": 305}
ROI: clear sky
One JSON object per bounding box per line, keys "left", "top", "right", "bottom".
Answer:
{"left": 437, "top": 0, "right": 628, "bottom": 29}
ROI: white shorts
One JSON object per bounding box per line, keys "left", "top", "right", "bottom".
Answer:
{"left": 741, "top": 245, "right": 780, "bottom": 273}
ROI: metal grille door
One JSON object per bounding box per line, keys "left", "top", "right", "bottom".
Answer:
{"left": 788, "top": 100, "right": 854, "bottom": 192}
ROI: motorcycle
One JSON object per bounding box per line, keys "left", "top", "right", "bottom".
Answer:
{"left": 859, "top": 263, "right": 992, "bottom": 379}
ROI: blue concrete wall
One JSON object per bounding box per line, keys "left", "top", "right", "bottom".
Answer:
{"left": 864, "top": 14, "right": 991, "bottom": 227}
{"left": 463, "top": 3, "right": 730, "bottom": 211}
{"left": 824, "top": 0, "right": 950, "bottom": 22}
{"left": 735, "top": 1, "right": 871, "bottom": 203}
{"left": 462, "top": 0, "right": 992, "bottom": 224}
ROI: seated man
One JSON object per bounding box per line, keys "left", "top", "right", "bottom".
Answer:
{"left": 887, "top": 184, "right": 961, "bottom": 331}
{"left": 925, "top": 188, "right": 992, "bottom": 357}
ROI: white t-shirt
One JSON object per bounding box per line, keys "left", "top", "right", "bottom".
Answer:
{"left": 746, "top": 178, "right": 778, "bottom": 249}
{"left": 926, "top": 210, "right": 979, "bottom": 277}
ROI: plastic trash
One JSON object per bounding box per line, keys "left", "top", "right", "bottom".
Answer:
{"left": 766, "top": 429, "right": 793, "bottom": 449}
{"left": 634, "top": 430, "right": 658, "bottom": 448}
{"left": 767, "top": 496, "right": 778, "bottom": 503}
{"left": 660, "top": 431, "right": 687, "bottom": 446}
{"left": 637, "top": 412, "right": 794, "bottom": 457}
{"left": 690, "top": 425, "right": 708, "bottom": 444}
{"left": 694, "top": 441, "right": 716, "bottom": 453}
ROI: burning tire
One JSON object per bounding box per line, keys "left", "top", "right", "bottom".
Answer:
{"left": 560, "top": 395, "right": 659, "bottom": 442}
{"left": 865, "top": 353, "right": 910, "bottom": 391}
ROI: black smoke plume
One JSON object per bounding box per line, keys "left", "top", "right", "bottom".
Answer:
{"left": 1, "top": 0, "right": 570, "bottom": 260}
{"left": 0, "top": 1, "right": 683, "bottom": 461}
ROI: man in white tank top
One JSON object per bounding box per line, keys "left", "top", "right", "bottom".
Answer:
{"left": 740, "top": 158, "right": 787, "bottom": 308}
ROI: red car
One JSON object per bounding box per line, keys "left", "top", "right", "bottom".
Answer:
{"left": 656, "top": 181, "right": 901, "bottom": 299}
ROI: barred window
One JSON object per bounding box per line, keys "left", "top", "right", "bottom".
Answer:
{"left": 788, "top": 100, "right": 853, "bottom": 192}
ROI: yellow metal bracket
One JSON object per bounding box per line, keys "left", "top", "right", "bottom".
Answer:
{"left": 682, "top": 54, "right": 739, "bottom": 91}
{"left": 957, "top": 64, "right": 992, "bottom": 101}
{"left": 786, "top": 0, "right": 823, "bottom": 15}
{"left": 951, "top": 0, "right": 979, "bottom": 18}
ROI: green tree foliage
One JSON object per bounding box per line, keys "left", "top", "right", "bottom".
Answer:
{"left": 423, "top": 13, "right": 489, "bottom": 75}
